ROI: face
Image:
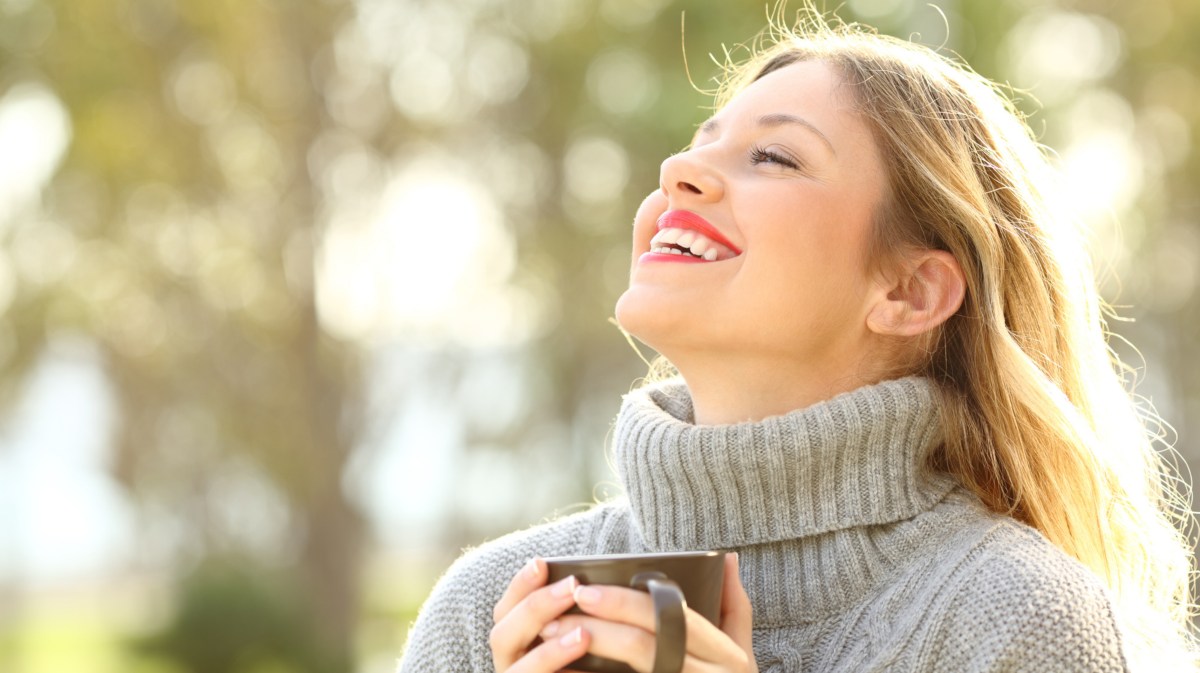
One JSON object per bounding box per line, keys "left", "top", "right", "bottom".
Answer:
{"left": 614, "top": 59, "right": 891, "bottom": 378}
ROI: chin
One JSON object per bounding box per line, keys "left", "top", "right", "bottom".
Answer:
{"left": 614, "top": 287, "right": 685, "bottom": 356}
{"left": 613, "top": 288, "right": 645, "bottom": 335}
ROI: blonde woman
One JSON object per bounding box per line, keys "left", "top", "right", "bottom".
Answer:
{"left": 399, "top": 12, "right": 1197, "bottom": 673}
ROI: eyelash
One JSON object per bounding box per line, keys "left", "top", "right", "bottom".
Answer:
{"left": 749, "top": 145, "right": 802, "bottom": 170}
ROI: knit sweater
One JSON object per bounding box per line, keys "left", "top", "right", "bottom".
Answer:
{"left": 399, "top": 377, "right": 1129, "bottom": 672}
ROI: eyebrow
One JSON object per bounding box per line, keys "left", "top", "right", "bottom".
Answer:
{"left": 699, "top": 114, "right": 836, "bottom": 155}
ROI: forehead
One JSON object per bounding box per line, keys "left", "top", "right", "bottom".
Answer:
{"left": 716, "top": 59, "right": 879, "bottom": 161}
{"left": 716, "top": 59, "right": 863, "bottom": 133}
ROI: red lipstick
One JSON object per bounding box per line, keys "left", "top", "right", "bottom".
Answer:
{"left": 656, "top": 211, "right": 742, "bottom": 255}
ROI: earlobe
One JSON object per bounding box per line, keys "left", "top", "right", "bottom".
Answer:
{"left": 866, "top": 250, "right": 965, "bottom": 337}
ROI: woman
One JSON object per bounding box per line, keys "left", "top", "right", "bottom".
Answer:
{"left": 400, "top": 12, "right": 1197, "bottom": 673}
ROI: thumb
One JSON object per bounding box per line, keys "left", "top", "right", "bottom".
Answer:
{"left": 719, "top": 552, "right": 754, "bottom": 653}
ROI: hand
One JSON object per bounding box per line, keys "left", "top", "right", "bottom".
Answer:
{"left": 490, "top": 557, "right": 591, "bottom": 672}
{"left": 539, "top": 553, "right": 758, "bottom": 673}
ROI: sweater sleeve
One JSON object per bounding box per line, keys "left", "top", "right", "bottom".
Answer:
{"left": 398, "top": 505, "right": 620, "bottom": 673}
{"left": 398, "top": 547, "right": 501, "bottom": 671}
{"left": 926, "top": 531, "right": 1129, "bottom": 673}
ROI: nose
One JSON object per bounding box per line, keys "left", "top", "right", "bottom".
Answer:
{"left": 659, "top": 150, "right": 724, "bottom": 203}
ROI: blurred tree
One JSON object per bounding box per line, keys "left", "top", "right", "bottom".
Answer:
{"left": 0, "top": 0, "right": 375, "bottom": 667}
{"left": 2, "top": 0, "right": 1198, "bottom": 669}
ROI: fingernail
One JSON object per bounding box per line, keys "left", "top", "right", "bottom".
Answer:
{"left": 523, "top": 558, "right": 539, "bottom": 580}
{"left": 574, "top": 585, "right": 601, "bottom": 605}
{"left": 551, "top": 576, "right": 578, "bottom": 598}
{"left": 559, "top": 626, "right": 583, "bottom": 647}
{"left": 541, "top": 620, "right": 560, "bottom": 638}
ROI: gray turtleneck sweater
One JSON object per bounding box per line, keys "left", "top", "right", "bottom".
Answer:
{"left": 399, "top": 377, "right": 1129, "bottom": 672}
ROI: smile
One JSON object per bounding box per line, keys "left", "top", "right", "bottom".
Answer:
{"left": 649, "top": 227, "right": 737, "bottom": 261}
{"left": 647, "top": 211, "right": 742, "bottom": 262}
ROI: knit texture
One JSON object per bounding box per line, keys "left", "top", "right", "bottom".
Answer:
{"left": 399, "top": 377, "right": 1129, "bottom": 672}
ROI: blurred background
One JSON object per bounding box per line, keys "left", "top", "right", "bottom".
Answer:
{"left": 0, "top": 0, "right": 1197, "bottom": 671}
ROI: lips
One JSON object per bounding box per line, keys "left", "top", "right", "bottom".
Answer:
{"left": 644, "top": 210, "right": 742, "bottom": 264}
{"left": 657, "top": 211, "right": 742, "bottom": 254}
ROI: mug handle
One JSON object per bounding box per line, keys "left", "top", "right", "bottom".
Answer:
{"left": 630, "top": 572, "right": 686, "bottom": 673}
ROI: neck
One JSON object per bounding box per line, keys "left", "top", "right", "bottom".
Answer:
{"left": 674, "top": 357, "right": 889, "bottom": 425}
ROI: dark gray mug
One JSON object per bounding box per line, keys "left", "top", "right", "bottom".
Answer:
{"left": 544, "top": 551, "right": 726, "bottom": 673}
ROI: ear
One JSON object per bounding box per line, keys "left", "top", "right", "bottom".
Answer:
{"left": 866, "top": 250, "right": 965, "bottom": 337}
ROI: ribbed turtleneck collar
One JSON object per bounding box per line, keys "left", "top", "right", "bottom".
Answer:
{"left": 613, "top": 376, "right": 957, "bottom": 552}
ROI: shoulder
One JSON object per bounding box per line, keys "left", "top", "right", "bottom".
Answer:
{"left": 434, "top": 500, "right": 630, "bottom": 607}
{"left": 924, "top": 513, "right": 1129, "bottom": 672}
{"left": 398, "top": 501, "right": 630, "bottom": 673}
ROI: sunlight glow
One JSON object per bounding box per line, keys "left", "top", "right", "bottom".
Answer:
{"left": 1005, "top": 11, "right": 1123, "bottom": 104}
{"left": 0, "top": 338, "right": 131, "bottom": 585}
{"left": 1053, "top": 88, "right": 1144, "bottom": 280}
{"left": 0, "top": 83, "right": 70, "bottom": 224}
{"left": 316, "top": 157, "right": 543, "bottom": 347}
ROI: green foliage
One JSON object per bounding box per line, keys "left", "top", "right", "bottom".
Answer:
{"left": 2, "top": 0, "right": 368, "bottom": 664}
{"left": 135, "top": 561, "right": 348, "bottom": 673}
{"left": 3, "top": 0, "right": 1200, "bottom": 669}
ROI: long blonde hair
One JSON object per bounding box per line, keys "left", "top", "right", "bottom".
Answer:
{"left": 656, "top": 9, "right": 1197, "bottom": 667}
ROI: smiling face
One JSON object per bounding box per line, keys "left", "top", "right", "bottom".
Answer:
{"left": 614, "top": 59, "right": 892, "bottom": 389}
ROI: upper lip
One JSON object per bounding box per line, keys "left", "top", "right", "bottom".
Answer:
{"left": 655, "top": 211, "right": 742, "bottom": 255}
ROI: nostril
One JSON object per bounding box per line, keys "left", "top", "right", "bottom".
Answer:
{"left": 679, "top": 181, "right": 702, "bottom": 195}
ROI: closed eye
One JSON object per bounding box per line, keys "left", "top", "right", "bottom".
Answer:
{"left": 749, "top": 145, "right": 804, "bottom": 170}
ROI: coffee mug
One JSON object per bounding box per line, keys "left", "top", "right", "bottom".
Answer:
{"left": 543, "top": 551, "right": 726, "bottom": 673}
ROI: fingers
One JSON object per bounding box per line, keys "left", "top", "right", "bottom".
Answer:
{"left": 490, "top": 554, "right": 757, "bottom": 673}
{"left": 494, "top": 558, "right": 547, "bottom": 624}
{"left": 571, "top": 583, "right": 654, "bottom": 631}
{"left": 502, "top": 626, "right": 590, "bottom": 673}
{"left": 542, "top": 615, "right": 656, "bottom": 673}
{"left": 490, "top": 574, "right": 579, "bottom": 663}
{"left": 543, "top": 613, "right": 753, "bottom": 673}
{"left": 719, "top": 552, "right": 755, "bottom": 657}
{"left": 569, "top": 583, "right": 742, "bottom": 665}
{"left": 490, "top": 559, "right": 581, "bottom": 672}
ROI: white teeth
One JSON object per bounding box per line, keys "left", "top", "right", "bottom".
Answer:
{"left": 648, "top": 227, "right": 736, "bottom": 261}
{"left": 658, "top": 228, "right": 683, "bottom": 245}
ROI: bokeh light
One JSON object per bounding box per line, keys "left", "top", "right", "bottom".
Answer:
{"left": 1, "top": 2, "right": 1199, "bottom": 672}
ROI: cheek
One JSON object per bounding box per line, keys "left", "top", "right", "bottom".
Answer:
{"left": 630, "top": 190, "right": 667, "bottom": 259}
{"left": 749, "top": 194, "right": 875, "bottom": 299}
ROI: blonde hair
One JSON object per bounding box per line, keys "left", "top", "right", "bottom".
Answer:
{"left": 650, "top": 8, "right": 1197, "bottom": 667}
